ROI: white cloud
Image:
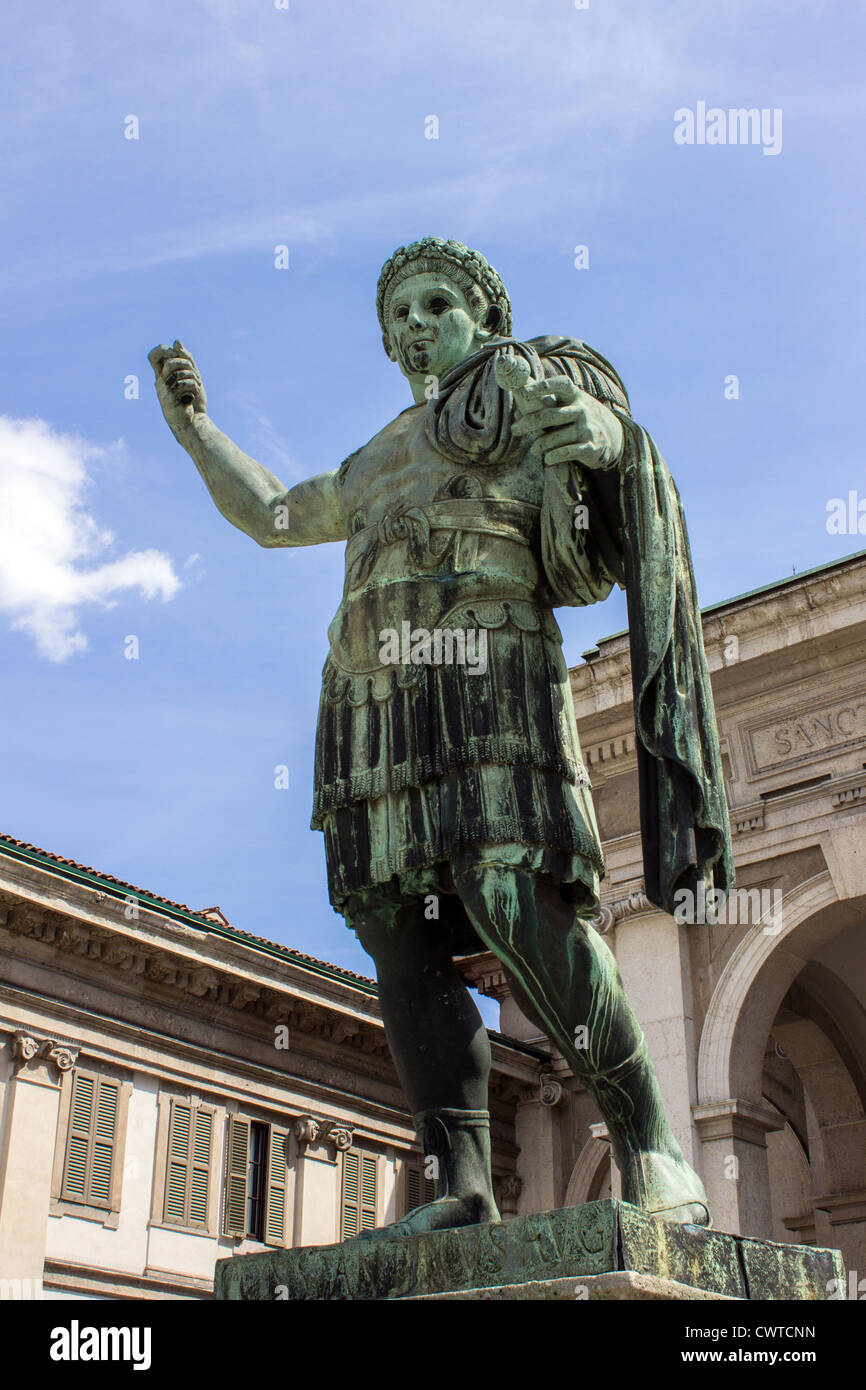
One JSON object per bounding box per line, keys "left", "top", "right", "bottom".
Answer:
{"left": 0, "top": 416, "right": 180, "bottom": 662}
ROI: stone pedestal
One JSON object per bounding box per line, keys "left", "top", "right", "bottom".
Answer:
{"left": 214, "top": 1200, "right": 844, "bottom": 1302}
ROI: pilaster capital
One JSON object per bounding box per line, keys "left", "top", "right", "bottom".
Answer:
{"left": 9, "top": 1031, "right": 79, "bottom": 1083}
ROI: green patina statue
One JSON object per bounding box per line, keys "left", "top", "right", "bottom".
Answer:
{"left": 150, "top": 237, "right": 733, "bottom": 1238}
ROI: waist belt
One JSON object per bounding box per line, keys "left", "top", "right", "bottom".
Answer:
{"left": 345, "top": 498, "right": 541, "bottom": 588}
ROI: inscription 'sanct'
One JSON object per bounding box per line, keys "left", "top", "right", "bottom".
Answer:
{"left": 750, "top": 699, "right": 866, "bottom": 771}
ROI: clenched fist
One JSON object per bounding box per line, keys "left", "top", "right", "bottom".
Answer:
{"left": 148, "top": 340, "right": 207, "bottom": 435}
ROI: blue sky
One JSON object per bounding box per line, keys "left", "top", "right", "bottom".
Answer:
{"left": 1, "top": 0, "right": 864, "bottom": 1004}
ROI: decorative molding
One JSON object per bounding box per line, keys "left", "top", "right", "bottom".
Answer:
{"left": 326, "top": 1124, "right": 354, "bottom": 1152}
{"left": 583, "top": 732, "right": 636, "bottom": 770}
{"left": 591, "top": 889, "right": 653, "bottom": 935}
{"left": 1, "top": 902, "right": 391, "bottom": 1060}
{"left": 831, "top": 782, "right": 866, "bottom": 810}
{"left": 731, "top": 801, "right": 765, "bottom": 836}
{"left": 294, "top": 1115, "right": 320, "bottom": 1146}
{"left": 9, "top": 1030, "right": 78, "bottom": 1078}
{"left": 692, "top": 1098, "right": 783, "bottom": 1146}
{"left": 499, "top": 1174, "right": 522, "bottom": 1216}
{"left": 539, "top": 1076, "right": 564, "bottom": 1107}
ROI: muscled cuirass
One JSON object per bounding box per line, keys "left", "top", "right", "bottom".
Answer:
{"left": 328, "top": 403, "right": 557, "bottom": 699}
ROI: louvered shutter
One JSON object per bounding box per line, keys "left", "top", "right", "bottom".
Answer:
{"left": 164, "top": 1099, "right": 213, "bottom": 1227}
{"left": 264, "top": 1126, "right": 289, "bottom": 1246}
{"left": 62, "top": 1073, "right": 94, "bottom": 1201}
{"left": 189, "top": 1108, "right": 212, "bottom": 1227}
{"left": 360, "top": 1155, "right": 377, "bottom": 1232}
{"left": 61, "top": 1072, "right": 119, "bottom": 1208}
{"left": 89, "top": 1079, "right": 119, "bottom": 1205}
{"left": 402, "top": 1160, "right": 436, "bottom": 1217}
{"left": 223, "top": 1115, "right": 250, "bottom": 1236}
{"left": 165, "top": 1100, "right": 191, "bottom": 1223}
{"left": 341, "top": 1150, "right": 360, "bottom": 1238}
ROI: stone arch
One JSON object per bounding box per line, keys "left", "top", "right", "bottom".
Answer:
{"left": 697, "top": 872, "right": 866, "bottom": 1105}
{"left": 565, "top": 1135, "right": 611, "bottom": 1207}
{"left": 695, "top": 868, "right": 866, "bottom": 1243}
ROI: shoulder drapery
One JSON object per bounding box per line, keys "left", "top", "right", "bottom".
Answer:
{"left": 426, "top": 334, "right": 734, "bottom": 917}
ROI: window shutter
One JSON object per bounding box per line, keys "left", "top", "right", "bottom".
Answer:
{"left": 189, "top": 1109, "right": 212, "bottom": 1227}
{"left": 90, "top": 1079, "right": 119, "bottom": 1205}
{"left": 164, "top": 1098, "right": 213, "bottom": 1227}
{"left": 402, "top": 1159, "right": 436, "bottom": 1218}
{"left": 61, "top": 1072, "right": 119, "bottom": 1208}
{"left": 406, "top": 1163, "right": 421, "bottom": 1212}
{"left": 264, "top": 1126, "right": 289, "bottom": 1246}
{"left": 360, "top": 1155, "right": 377, "bottom": 1232}
{"left": 341, "top": 1150, "right": 360, "bottom": 1238}
{"left": 342, "top": 1149, "right": 379, "bottom": 1237}
{"left": 223, "top": 1115, "right": 250, "bottom": 1237}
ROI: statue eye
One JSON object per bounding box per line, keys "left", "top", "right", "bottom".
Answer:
{"left": 429, "top": 297, "right": 449, "bottom": 315}
{"left": 394, "top": 306, "right": 408, "bottom": 320}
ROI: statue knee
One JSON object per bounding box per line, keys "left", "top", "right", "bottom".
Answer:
{"left": 345, "top": 899, "right": 398, "bottom": 960}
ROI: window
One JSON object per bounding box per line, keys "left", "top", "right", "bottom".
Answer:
{"left": 223, "top": 1115, "right": 290, "bottom": 1245}
{"left": 60, "top": 1070, "right": 121, "bottom": 1209}
{"left": 341, "top": 1149, "right": 378, "bottom": 1238}
{"left": 163, "top": 1098, "right": 214, "bottom": 1229}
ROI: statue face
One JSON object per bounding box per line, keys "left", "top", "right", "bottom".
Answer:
{"left": 385, "top": 271, "right": 489, "bottom": 384}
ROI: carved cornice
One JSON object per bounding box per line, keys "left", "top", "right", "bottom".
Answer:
{"left": 583, "top": 731, "right": 637, "bottom": 771}
{"left": 1, "top": 899, "right": 391, "bottom": 1060}
{"left": 731, "top": 802, "right": 765, "bottom": 836}
{"left": 9, "top": 1030, "right": 79, "bottom": 1079}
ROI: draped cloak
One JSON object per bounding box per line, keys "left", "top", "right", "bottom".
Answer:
{"left": 312, "top": 335, "right": 733, "bottom": 936}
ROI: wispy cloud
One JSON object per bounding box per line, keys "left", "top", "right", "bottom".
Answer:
{"left": 0, "top": 417, "right": 180, "bottom": 661}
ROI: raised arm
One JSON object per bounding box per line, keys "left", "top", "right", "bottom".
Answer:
{"left": 148, "top": 341, "right": 347, "bottom": 548}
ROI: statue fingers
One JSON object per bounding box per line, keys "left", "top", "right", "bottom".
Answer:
{"left": 163, "top": 362, "right": 200, "bottom": 390}
{"left": 541, "top": 442, "right": 606, "bottom": 469}
{"left": 513, "top": 403, "right": 590, "bottom": 437}
{"left": 529, "top": 423, "right": 591, "bottom": 458}
{"left": 517, "top": 376, "right": 577, "bottom": 413}
{"left": 148, "top": 344, "right": 174, "bottom": 377}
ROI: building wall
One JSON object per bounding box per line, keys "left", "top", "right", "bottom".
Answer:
{"left": 0, "top": 851, "right": 538, "bottom": 1300}
{"left": 562, "top": 553, "right": 866, "bottom": 1276}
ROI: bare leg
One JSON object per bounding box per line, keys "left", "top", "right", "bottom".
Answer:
{"left": 450, "top": 851, "right": 710, "bottom": 1225}
{"left": 344, "top": 882, "right": 499, "bottom": 1235}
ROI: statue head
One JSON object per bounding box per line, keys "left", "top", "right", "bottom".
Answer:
{"left": 377, "top": 238, "right": 512, "bottom": 393}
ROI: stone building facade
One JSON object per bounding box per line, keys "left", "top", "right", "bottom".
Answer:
{"left": 465, "top": 548, "right": 866, "bottom": 1278}
{"left": 1, "top": 549, "right": 865, "bottom": 1298}
{"left": 0, "top": 844, "right": 544, "bottom": 1300}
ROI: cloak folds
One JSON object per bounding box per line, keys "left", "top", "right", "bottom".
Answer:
{"left": 429, "top": 335, "right": 735, "bottom": 917}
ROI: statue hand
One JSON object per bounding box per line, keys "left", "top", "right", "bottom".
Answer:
{"left": 148, "top": 340, "right": 207, "bottom": 434}
{"left": 510, "top": 374, "right": 624, "bottom": 470}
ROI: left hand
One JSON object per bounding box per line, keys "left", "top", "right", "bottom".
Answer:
{"left": 510, "top": 374, "right": 624, "bottom": 470}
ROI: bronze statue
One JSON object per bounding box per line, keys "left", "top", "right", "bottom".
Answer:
{"left": 150, "top": 237, "right": 733, "bottom": 1237}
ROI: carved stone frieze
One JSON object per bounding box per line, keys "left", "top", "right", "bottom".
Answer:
{"left": 0, "top": 895, "right": 390, "bottom": 1059}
